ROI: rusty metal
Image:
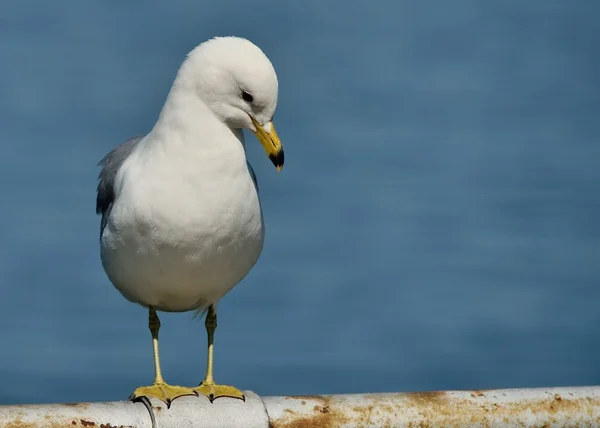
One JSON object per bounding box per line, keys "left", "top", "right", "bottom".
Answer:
{"left": 1, "top": 386, "right": 600, "bottom": 427}
{"left": 0, "top": 391, "right": 268, "bottom": 428}
{"left": 266, "top": 387, "right": 600, "bottom": 427}
{"left": 0, "top": 400, "right": 151, "bottom": 428}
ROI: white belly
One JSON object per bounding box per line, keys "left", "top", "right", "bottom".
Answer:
{"left": 100, "top": 163, "right": 264, "bottom": 312}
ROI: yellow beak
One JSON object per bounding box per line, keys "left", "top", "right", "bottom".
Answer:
{"left": 251, "top": 117, "right": 284, "bottom": 171}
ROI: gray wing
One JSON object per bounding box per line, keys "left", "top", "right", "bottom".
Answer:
{"left": 96, "top": 135, "right": 144, "bottom": 237}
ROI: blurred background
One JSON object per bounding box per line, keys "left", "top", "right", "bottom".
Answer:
{"left": 1, "top": 1, "right": 599, "bottom": 405}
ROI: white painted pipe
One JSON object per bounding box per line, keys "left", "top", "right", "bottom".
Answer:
{"left": 1, "top": 386, "right": 599, "bottom": 427}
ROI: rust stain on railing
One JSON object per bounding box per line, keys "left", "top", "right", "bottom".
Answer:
{"left": 267, "top": 389, "right": 600, "bottom": 427}
{"left": 4, "top": 416, "right": 135, "bottom": 428}
{"left": 268, "top": 395, "right": 350, "bottom": 428}
{"left": 2, "top": 402, "right": 138, "bottom": 428}
{"left": 3, "top": 387, "right": 600, "bottom": 428}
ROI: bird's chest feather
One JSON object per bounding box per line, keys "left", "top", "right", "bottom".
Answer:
{"left": 100, "top": 158, "right": 265, "bottom": 311}
{"left": 108, "top": 163, "right": 264, "bottom": 264}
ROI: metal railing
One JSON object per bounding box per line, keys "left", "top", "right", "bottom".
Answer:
{"left": 1, "top": 386, "right": 599, "bottom": 427}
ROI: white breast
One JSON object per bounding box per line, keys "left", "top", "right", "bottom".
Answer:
{"left": 100, "top": 131, "right": 265, "bottom": 312}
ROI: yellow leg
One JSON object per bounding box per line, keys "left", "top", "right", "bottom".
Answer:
{"left": 130, "top": 307, "right": 197, "bottom": 407}
{"left": 194, "top": 305, "right": 245, "bottom": 402}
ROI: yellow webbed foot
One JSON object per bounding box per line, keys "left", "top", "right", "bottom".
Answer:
{"left": 130, "top": 382, "right": 197, "bottom": 407}
{"left": 194, "top": 382, "right": 245, "bottom": 403}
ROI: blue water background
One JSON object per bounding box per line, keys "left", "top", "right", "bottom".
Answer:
{"left": 0, "top": 1, "right": 599, "bottom": 404}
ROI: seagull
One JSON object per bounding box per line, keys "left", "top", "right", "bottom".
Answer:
{"left": 96, "top": 36, "right": 283, "bottom": 406}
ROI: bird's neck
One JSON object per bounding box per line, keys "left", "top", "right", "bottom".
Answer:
{"left": 144, "top": 85, "right": 248, "bottom": 178}
{"left": 155, "top": 84, "right": 209, "bottom": 132}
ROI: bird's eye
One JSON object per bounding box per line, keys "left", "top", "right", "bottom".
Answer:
{"left": 242, "top": 91, "right": 254, "bottom": 103}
